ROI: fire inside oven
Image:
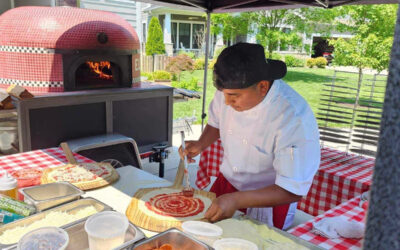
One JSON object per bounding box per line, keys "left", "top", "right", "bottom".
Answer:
{"left": 75, "top": 60, "right": 121, "bottom": 89}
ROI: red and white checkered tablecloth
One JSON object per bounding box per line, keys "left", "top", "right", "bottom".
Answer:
{"left": 196, "top": 139, "right": 223, "bottom": 189}
{"left": 197, "top": 141, "right": 374, "bottom": 216}
{"left": 288, "top": 196, "right": 365, "bottom": 250}
{"left": 0, "top": 147, "right": 94, "bottom": 173}
{"left": 298, "top": 147, "right": 374, "bottom": 216}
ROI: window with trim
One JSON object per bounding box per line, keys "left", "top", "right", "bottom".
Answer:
{"left": 179, "top": 23, "right": 190, "bottom": 49}
{"left": 171, "top": 22, "right": 205, "bottom": 50}
{"left": 192, "top": 24, "right": 204, "bottom": 49}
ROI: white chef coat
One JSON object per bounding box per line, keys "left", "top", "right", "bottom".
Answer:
{"left": 207, "top": 79, "right": 320, "bottom": 229}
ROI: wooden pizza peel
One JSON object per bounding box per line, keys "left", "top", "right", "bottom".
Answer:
{"left": 126, "top": 159, "right": 216, "bottom": 232}
{"left": 41, "top": 142, "right": 119, "bottom": 190}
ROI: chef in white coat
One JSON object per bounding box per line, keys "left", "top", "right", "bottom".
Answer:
{"left": 180, "top": 43, "right": 320, "bottom": 229}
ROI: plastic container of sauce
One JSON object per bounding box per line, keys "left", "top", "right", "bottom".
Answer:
{"left": 0, "top": 172, "right": 17, "bottom": 200}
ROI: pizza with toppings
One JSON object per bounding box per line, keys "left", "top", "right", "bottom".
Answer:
{"left": 41, "top": 163, "right": 118, "bottom": 190}
{"left": 138, "top": 188, "right": 212, "bottom": 222}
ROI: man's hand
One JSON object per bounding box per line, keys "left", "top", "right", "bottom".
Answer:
{"left": 204, "top": 193, "right": 239, "bottom": 222}
{"left": 178, "top": 140, "right": 203, "bottom": 163}
{"left": 178, "top": 125, "right": 220, "bottom": 164}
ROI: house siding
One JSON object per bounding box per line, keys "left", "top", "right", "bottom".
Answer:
{"left": 14, "top": 0, "right": 52, "bottom": 6}
{"left": 0, "top": 1, "right": 12, "bottom": 15}
{"left": 80, "top": 0, "right": 139, "bottom": 33}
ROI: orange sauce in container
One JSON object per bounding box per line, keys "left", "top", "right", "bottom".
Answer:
{"left": 152, "top": 243, "right": 173, "bottom": 250}
{"left": 182, "top": 187, "right": 194, "bottom": 197}
{"left": 10, "top": 168, "right": 43, "bottom": 200}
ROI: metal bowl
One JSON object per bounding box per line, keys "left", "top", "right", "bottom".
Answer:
{"left": 64, "top": 217, "right": 145, "bottom": 250}
{"left": 133, "top": 228, "right": 212, "bottom": 250}
{"left": 19, "top": 182, "right": 84, "bottom": 212}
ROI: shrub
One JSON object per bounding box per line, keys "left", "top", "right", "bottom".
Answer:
{"left": 284, "top": 55, "right": 304, "bottom": 67}
{"left": 213, "top": 46, "right": 226, "bottom": 59}
{"left": 145, "top": 17, "right": 165, "bottom": 56}
{"left": 178, "top": 51, "right": 196, "bottom": 59}
{"left": 270, "top": 53, "right": 283, "bottom": 61}
{"left": 296, "top": 58, "right": 306, "bottom": 67}
{"left": 284, "top": 55, "right": 296, "bottom": 67}
{"left": 188, "top": 77, "right": 200, "bottom": 91}
{"left": 152, "top": 70, "right": 171, "bottom": 80}
{"left": 303, "top": 44, "right": 311, "bottom": 53}
{"left": 306, "top": 58, "right": 316, "bottom": 68}
{"left": 194, "top": 58, "right": 205, "bottom": 70}
{"left": 166, "top": 54, "right": 195, "bottom": 78}
{"left": 208, "top": 59, "right": 217, "bottom": 69}
{"left": 172, "top": 77, "right": 200, "bottom": 91}
{"left": 141, "top": 72, "right": 153, "bottom": 81}
{"left": 315, "top": 57, "right": 328, "bottom": 68}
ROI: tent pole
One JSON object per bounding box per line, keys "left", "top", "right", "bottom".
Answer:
{"left": 201, "top": 11, "right": 211, "bottom": 132}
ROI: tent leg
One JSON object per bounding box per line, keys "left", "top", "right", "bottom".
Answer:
{"left": 201, "top": 11, "right": 211, "bottom": 132}
{"left": 363, "top": 6, "right": 400, "bottom": 249}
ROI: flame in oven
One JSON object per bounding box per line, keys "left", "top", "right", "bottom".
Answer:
{"left": 86, "top": 61, "right": 113, "bottom": 80}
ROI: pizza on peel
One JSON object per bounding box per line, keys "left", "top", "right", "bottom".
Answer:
{"left": 138, "top": 188, "right": 212, "bottom": 222}
{"left": 41, "top": 163, "right": 118, "bottom": 190}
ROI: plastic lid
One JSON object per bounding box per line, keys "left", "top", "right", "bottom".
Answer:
{"left": 10, "top": 168, "right": 43, "bottom": 180}
{"left": 182, "top": 221, "right": 223, "bottom": 237}
{"left": 17, "top": 227, "right": 69, "bottom": 250}
{"left": 0, "top": 172, "right": 17, "bottom": 190}
{"left": 213, "top": 238, "right": 258, "bottom": 250}
{"left": 85, "top": 211, "right": 129, "bottom": 239}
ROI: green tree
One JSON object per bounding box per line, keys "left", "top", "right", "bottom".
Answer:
{"left": 146, "top": 16, "right": 165, "bottom": 56}
{"left": 329, "top": 4, "right": 397, "bottom": 81}
{"left": 210, "top": 13, "right": 252, "bottom": 44}
{"left": 252, "top": 10, "right": 291, "bottom": 57}
{"left": 251, "top": 8, "right": 338, "bottom": 58}
{"left": 210, "top": 9, "right": 339, "bottom": 58}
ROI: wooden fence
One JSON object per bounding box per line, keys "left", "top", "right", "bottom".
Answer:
{"left": 141, "top": 54, "right": 169, "bottom": 72}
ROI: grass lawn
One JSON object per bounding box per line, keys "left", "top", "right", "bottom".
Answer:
{"left": 173, "top": 67, "right": 386, "bottom": 128}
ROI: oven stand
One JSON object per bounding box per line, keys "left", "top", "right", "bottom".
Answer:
{"left": 149, "top": 144, "right": 169, "bottom": 178}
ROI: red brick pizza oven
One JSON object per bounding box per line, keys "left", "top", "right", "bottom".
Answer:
{"left": 0, "top": 6, "right": 140, "bottom": 93}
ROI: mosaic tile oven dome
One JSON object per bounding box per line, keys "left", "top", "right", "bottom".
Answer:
{"left": 0, "top": 6, "right": 140, "bottom": 93}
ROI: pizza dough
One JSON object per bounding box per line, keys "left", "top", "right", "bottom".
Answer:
{"left": 138, "top": 188, "right": 212, "bottom": 222}
{"left": 41, "top": 163, "right": 118, "bottom": 190}
{"left": 216, "top": 218, "right": 309, "bottom": 250}
{"left": 47, "top": 163, "right": 112, "bottom": 182}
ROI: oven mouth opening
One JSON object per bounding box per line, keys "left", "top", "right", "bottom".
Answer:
{"left": 75, "top": 60, "right": 121, "bottom": 89}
